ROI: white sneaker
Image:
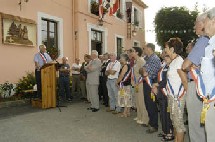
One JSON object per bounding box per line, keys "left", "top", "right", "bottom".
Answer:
{"left": 133, "top": 117, "right": 138, "bottom": 121}
{"left": 137, "top": 120, "right": 144, "bottom": 124}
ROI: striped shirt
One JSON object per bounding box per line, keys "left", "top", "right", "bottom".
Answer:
{"left": 144, "top": 53, "right": 161, "bottom": 81}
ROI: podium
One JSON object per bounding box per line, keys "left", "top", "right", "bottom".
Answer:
{"left": 33, "top": 63, "right": 57, "bottom": 109}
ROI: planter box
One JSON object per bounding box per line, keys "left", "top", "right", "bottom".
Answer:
{"left": 0, "top": 100, "right": 27, "bottom": 108}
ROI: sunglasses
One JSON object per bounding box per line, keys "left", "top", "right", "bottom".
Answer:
{"left": 128, "top": 49, "right": 135, "bottom": 52}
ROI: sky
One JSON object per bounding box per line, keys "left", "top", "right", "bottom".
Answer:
{"left": 142, "top": 0, "right": 215, "bottom": 51}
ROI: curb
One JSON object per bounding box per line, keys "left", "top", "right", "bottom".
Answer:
{"left": 0, "top": 100, "right": 29, "bottom": 108}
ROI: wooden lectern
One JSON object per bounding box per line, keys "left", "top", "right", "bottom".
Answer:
{"left": 40, "top": 63, "right": 57, "bottom": 108}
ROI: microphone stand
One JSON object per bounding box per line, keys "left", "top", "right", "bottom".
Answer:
{"left": 55, "top": 60, "right": 67, "bottom": 112}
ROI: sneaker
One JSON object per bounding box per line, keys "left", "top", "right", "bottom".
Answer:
{"left": 133, "top": 117, "right": 138, "bottom": 121}
{"left": 137, "top": 120, "right": 144, "bottom": 124}
{"left": 92, "top": 108, "right": 99, "bottom": 112}
{"left": 112, "top": 111, "right": 121, "bottom": 114}
{"left": 146, "top": 127, "right": 158, "bottom": 134}
{"left": 67, "top": 98, "right": 72, "bottom": 102}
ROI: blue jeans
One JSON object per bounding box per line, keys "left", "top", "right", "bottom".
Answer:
{"left": 106, "top": 79, "right": 121, "bottom": 112}
{"left": 59, "top": 76, "right": 71, "bottom": 99}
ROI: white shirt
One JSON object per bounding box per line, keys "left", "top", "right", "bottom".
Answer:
{"left": 106, "top": 60, "right": 121, "bottom": 79}
{"left": 71, "top": 63, "right": 81, "bottom": 74}
{"left": 201, "top": 35, "right": 215, "bottom": 96}
{"left": 167, "top": 56, "right": 184, "bottom": 96}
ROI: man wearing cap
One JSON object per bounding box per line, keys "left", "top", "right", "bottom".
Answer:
{"left": 58, "top": 57, "right": 72, "bottom": 101}
{"left": 34, "top": 44, "right": 52, "bottom": 98}
{"left": 71, "top": 58, "right": 81, "bottom": 97}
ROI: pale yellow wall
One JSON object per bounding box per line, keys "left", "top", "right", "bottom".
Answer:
{"left": 0, "top": 0, "right": 146, "bottom": 83}
{"left": 76, "top": 0, "right": 146, "bottom": 61}
{"left": 0, "top": 0, "right": 74, "bottom": 83}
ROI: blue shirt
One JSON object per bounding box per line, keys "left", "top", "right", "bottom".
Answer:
{"left": 34, "top": 52, "right": 52, "bottom": 68}
{"left": 144, "top": 53, "right": 161, "bottom": 80}
{"left": 187, "top": 36, "right": 209, "bottom": 66}
{"left": 59, "top": 64, "right": 70, "bottom": 77}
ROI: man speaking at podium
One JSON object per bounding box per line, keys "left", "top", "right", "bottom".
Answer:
{"left": 34, "top": 44, "right": 52, "bottom": 98}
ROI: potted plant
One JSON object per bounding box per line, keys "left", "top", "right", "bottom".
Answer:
{"left": 0, "top": 81, "right": 14, "bottom": 98}
{"left": 116, "top": 10, "right": 123, "bottom": 19}
{"left": 91, "top": 1, "right": 99, "bottom": 16}
{"left": 134, "top": 21, "right": 139, "bottom": 26}
{"left": 47, "top": 47, "right": 59, "bottom": 60}
{"left": 15, "top": 72, "right": 36, "bottom": 99}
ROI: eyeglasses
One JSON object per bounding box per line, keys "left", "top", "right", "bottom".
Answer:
{"left": 128, "top": 49, "right": 135, "bottom": 52}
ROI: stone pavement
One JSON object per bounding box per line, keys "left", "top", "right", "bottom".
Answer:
{"left": 0, "top": 101, "right": 189, "bottom": 142}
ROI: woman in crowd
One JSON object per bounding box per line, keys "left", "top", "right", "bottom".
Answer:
{"left": 116, "top": 53, "right": 132, "bottom": 117}
{"left": 164, "top": 38, "right": 188, "bottom": 142}
{"left": 82, "top": 54, "right": 92, "bottom": 103}
{"left": 128, "top": 47, "right": 149, "bottom": 125}
{"left": 152, "top": 54, "right": 174, "bottom": 141}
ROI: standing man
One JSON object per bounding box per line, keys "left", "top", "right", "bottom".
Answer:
{"left": 141, "top": 43, "right": 161, "bottom": 133}
{"left": 58, "top": 57, "right": 72, "bottom": 102}
{"left": 34, "top": 44, "right": 52, "bottom": 98}
{"left": 199, "top": 8, "right": 215, "bottom": 142}
{"left": 100, "top": 53, "right": 110, "bottom": 107}
{"left": 105, "top": 53, "right": 121, "bottom": 114}
{"left": 71, "top": 58, "right": 81, "bottom": 97}
{"left": 85, "top": 50, "right": 101, "bottom": 112}
{"left": 182, "top": 13, "right": 209, "bottom": 142}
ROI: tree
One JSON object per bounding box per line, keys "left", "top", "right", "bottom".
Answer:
{"left": 154, "top": 7, "right": 198, "bottom": 55}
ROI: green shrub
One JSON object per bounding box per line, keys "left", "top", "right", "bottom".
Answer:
{"left": 15, "top": 72, "right": 36, "bottom": 95}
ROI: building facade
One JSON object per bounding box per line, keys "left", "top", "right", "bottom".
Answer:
{"left": 0, "top": 0, "right": 147, "bottom": 83}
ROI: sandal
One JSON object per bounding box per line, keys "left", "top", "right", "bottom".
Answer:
{"left": 161, "top": 135, "right": 174, "bottom": 141}
{"left": 157, "top": 132, "right": 165, "bottom": 137}
{"left": 119, "top": 113, "right": 127, "bottom": 117}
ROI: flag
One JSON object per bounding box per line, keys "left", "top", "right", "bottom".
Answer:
{"left": 107, "top": 0, "right": 119, "bottom": 16}
{"left": 99, "top": 0, "right": 103, "bottom": 19}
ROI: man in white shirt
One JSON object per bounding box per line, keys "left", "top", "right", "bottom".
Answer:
{"left": 105, "top": 53, "right": 121, "bottom": 114}
{"left": 200, "top": 7, "right": 215, "bottom": 142}
{"left": 34, "top": 44, "right": 52, "bottom": 98}
{"left": 71, "top": 58, "right": 81, "bottom": 97}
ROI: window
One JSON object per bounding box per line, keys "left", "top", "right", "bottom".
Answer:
{"left": 134, "top": 8, "right": 139, "bottom": 26}
{"left": 116, "top": 37, "right": 123, "bottom": 58}
{"left": 91, "top": 30, "right": 103, "bottom": 55}
{"left": 134, "top": 41, "right": 139, "bottom": 47}
{"left": 41, "top": 19, "right": 58, "bottom": 59}
{"left": 91, "top": 30, "right": 102, "bottom": 42}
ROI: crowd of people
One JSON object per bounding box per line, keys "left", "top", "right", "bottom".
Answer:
{"left": 34, "top": 7, "right": 215, "bottom": 142}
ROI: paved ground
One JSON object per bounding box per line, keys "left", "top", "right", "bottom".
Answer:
{"left": 0, "top": 101, "right": 189, "bottom": 142}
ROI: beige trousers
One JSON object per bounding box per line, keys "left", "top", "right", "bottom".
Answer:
{"left": 135, "top": 83, "right": 149, "bottom": 124}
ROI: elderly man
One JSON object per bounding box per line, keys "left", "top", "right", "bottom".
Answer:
{"left": 142, "top": 43, "right": 161, "bottom": 133}
{"left": 182, "top": 13, "right": 209, "bottom": 142}
{"left": 200, "top": 8, "right": 215, "bottom": 142}
{"left": 85, "top": 50, "right": 102, "bottom": 112}
{"left": 71, "top": 58, "right": 81, "bottom": 97}
{"left": 105, "top": 53, "right": 121, "bottom": 114}
{"left": 58, "top": 57, "right": 72, "bottom": 102}
{"left": 34, "top": 44, "right": 52, "bottom": 98}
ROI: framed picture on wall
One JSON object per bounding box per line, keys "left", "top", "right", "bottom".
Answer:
{"left": 1, "top": 14, "right": 37, "bottom": 47}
